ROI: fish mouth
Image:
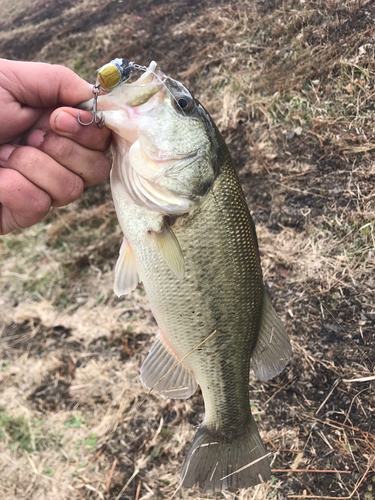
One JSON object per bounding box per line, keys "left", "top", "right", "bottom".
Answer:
{"left": 119, "top": 61, "right": 166, "bottom": 108}
{"left": 78, "top": 61, "right": 166, "bottom": 114}
{"left": 130, "top": 61, "right": 165, "bottom": 88}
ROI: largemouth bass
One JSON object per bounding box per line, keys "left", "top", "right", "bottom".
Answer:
{"left": 80, "top": 61, "right": 292, "bottom": 493}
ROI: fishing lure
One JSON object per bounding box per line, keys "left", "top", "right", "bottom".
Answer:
{"left": 78, "top": 58, "right": 146, "bottom": 128}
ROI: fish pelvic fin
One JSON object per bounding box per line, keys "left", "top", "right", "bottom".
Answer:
{"left": 180, "top": 415, "right": 271, "bottom": 493}
{"left": 153, "top": 220, "right": 185, "bottom": 281}
{"left": 140, "top": 333, "right": 197, "bottom": 399}
{"left": 251, "top": 291, "right": 292, "bottom": 381}
{"left": 114, "top": 237, "right": 140, "bottom": 297}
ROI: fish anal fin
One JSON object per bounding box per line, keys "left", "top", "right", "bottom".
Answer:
{"left": 181, "top": 414, "right": 271, "bottom": 493}
{"left": 114, "top": 237, "right": 140, "bottom": 297}
{"left": 140, "top": 333, "right": 197, "bottom": 399}
{"left": 153, "top": 221, "right": 185, "bottom": 281}
{"left": 251, "top": 291, "right": 292, "bottom": 381}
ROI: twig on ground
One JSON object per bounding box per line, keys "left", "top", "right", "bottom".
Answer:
{"left": 135, "top": 481, "right": 141, "bottom": 500}
{"left": 343, "top": 376, "right": 375, "bottom": 383}
{"left": 68, "top": 486, "right": 84, "bottom": 500}
{"left": 90, "top": 448, "right": 103, "bottom": 463}
{"left": 85, "top": 485, "right": 104, "bottom": 499}
{"left": 272, "top": 469, "right": 351, "bottom": 474}
{"left": 264, "top": 377, "right": 296, "bottom": 406}
{"left": 272, "top": 180, "right": 327, "bottom": 199}
{"left": 343, "top": 387, "right": 370, "bottom": 425}
{"left": 287, "top": 457, "right": 374, "bottom": 499}
{"left": 316, "top": 379, "right": 341, "bottom": 415}
{"left": 105, "top": 457, "right": 118, "bottom": 492}
{"left": 114, "top": 469, "right": 140, "bottom": 500}
{"left": 281, "top": 170, "right": 313, "bottom": 181}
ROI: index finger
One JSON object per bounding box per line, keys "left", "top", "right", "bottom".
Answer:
{"left": 1, "top": 59, "right": 92, "bottom": 107}
{"left": 0, "top": 59, "right": 94, "bottom": 140}
{"left": 50, "top": 107, "right": 112, "bottom": 151}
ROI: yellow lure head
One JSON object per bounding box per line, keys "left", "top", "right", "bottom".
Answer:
{"left": 96, "top": 58, "right": 134, "bottom": 92}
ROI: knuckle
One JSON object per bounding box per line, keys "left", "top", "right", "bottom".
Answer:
{"left": 93, "top": 156, "right": 111, "bottom": 184}
{"left": 33, "top": 193, "right": 51, "bottom": 217}
{"left": 81, "top": 127, "right": 112, "bottom": 152}
{"left": 14, "top": 146, "right": 40, "bottom": 167}
{"left": 61, "top": 173, "right": 84, "bottom": 203}
{"left": 46, "top": 134, "right": 75, "bottom": 160}
{"left": 99, "top": 130, "right": 112, "bottom": 151}
{"left": 31, "top": 191, "right": 51, "bottom": 215}
{"left": 79, "top": 154, "right": 111, "bottom": 186}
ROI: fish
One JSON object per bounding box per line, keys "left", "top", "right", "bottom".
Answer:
{"left": 79, "top": 61, "right": 292, "bottom": 493}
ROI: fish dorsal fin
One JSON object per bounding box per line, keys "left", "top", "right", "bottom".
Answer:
{"left": 114, "top": 237, "right": 140, "bottom": 297}
{"left": 140, "top": 333, "right": 198, "bottom": 399}
{"left": 154, "top": 221, "right": 185, "bottom": 281}
{"left": 251, "top": 291, "right": 292, "bottom": 381}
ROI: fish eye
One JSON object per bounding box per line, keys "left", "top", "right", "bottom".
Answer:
{"left": 174, "top": 94, "right": 194, "bottom": 113}
{"left": 178, "top": 98, "right": 189, "bottom": 108}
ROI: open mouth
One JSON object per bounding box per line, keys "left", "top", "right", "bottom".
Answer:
{"left": 99, "top": 61, "right": 166, "bottom": 109}
{"left": 78, "top": 61, "right": 166, "bottom": 123}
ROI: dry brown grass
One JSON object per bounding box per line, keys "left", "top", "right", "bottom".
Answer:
{"left": 1, "top": 0, "right": 375, "bottom": 499}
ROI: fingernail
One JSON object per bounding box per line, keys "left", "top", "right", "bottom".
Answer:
{"left": 0, "top": 145, "right": 15, "bottom": 162}
{"left": 27, "top": 129, "right": 46, "bottom": 148}
{"left": 55, "top": 111, "right": 79, "bottom": 134}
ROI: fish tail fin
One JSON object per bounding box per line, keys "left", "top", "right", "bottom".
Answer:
{"left": 180, "top": 415, "right": 271, "bottom": 493}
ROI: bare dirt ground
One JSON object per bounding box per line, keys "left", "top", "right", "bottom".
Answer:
{"left": 0, "top": 1, "right": 374, "bottom": 499}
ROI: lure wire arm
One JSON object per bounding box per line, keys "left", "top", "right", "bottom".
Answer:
{"left": 131, "top": 62, "right": 148, "bottom": 72}
{"left": 78, "top": 84, "right": 105, "bottom": 128}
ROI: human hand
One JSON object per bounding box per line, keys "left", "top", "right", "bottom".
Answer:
{"left": 0, "top": 59, "right": 112, "bottom": 235}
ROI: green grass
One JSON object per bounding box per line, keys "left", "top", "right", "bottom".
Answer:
{"left": 0, "top": 409, "right": 57, "bottom": 453}
{"left": 64, "top": 414, "right": 87, "bottom": 428}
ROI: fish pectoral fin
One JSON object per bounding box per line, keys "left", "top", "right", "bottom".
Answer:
{"left": 114, "top": 237, "right": 140, "bottom": 297}
{"left": 251, "top": 291, "right": 292, "bottom": 381}
{"left": 140, "top": 333, "right": 197, "bottom": 399}
{"left": 153, "top": 221, "right": 185, "bottom": 281}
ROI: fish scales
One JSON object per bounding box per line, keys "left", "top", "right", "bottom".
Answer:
{"left": 126, "top": 145, "right": 263, "bottom": 428}
{"left": 79, "top": 60, "right": 292, "bottom": 493}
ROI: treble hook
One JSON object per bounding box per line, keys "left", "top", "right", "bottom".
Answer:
{"left": 78, "top": 85, "right": 105, "bottom": 128}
